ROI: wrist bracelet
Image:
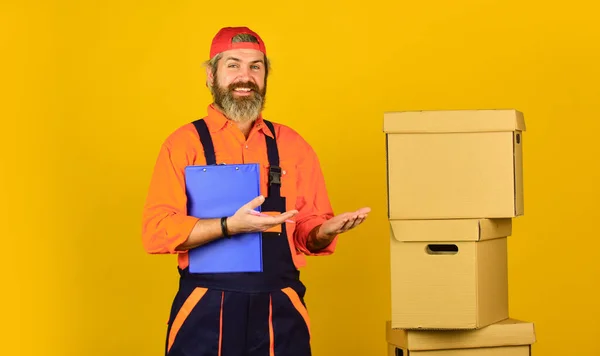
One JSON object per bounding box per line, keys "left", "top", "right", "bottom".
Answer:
{"left": 220, "top": 217, "right": 230, "bottom": 238}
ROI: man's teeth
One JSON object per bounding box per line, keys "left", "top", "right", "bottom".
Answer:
{"left": 235, "top": 88, "right": 251, "bottom": 91}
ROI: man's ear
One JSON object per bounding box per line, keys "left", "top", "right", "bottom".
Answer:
{"left": 206, "top": 66, "right": 214, "bottom": 88}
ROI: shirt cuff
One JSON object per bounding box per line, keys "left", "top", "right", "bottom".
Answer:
{"left": 165, "top": 215, "right": 200, "bottom": 253}
{"left": 294, "top": 216, "right": 338, "bottom": 256}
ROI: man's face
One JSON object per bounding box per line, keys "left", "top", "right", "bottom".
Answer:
{"left": 208, "top": 48, "right": 267, "bottom": 123}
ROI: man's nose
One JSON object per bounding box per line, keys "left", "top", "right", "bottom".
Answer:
{"left": 237, "top": 66, "right": 251, "bottom": 80}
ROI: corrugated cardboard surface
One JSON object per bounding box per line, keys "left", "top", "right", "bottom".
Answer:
{"left": 514, "top": 130, "right": 525, "bottom": 216}
{"left": 389, "top": 218, "right": 512, "bottom": 242}
{"left": 386, "top": 130, "right": 522, "bottom": 219}
{"left": 382, "top": 109, "right": 526, "bottom": 133}
{"left": 386, "top": 319, "right": 536, "bottom": 350}
{"left": 388, "top": 345, "right": 531, "bottom": 356}
{"left": 384, "top": 109, "right": 525, "bottom": 220}
{"left": 390, "top": 236, "right": 509, "bottom": 329}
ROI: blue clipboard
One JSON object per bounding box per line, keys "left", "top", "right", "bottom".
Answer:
{"left": 184, "top": 163, "right": 263, "bottom": 273}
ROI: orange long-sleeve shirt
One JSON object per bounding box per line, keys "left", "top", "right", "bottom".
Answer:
{"left": 141, "top": 104, "right": 338, "bottom": 270}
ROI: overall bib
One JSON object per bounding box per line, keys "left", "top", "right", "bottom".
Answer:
{"left": 164, "top": 119, "right": 311, "bottom": 356}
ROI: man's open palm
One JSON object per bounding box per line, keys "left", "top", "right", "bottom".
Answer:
{"left": 320, "top": 207, "right": 371, "bottom": 237}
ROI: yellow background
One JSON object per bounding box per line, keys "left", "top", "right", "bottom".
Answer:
{"left": 3, "top": 0, "right": 599, "bottom": 355}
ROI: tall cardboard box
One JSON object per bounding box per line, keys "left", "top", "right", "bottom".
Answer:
{"left": 390, "top": 218, "right": 511, "bottom": 329}
{"left": 385, "top": 319, "right": 536, "bottom": 355}
{"left": 384, "top": 109, "right": 525, "bottom": 220}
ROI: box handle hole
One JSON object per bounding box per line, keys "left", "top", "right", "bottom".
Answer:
{"left": 516, "top": 133, "right": 521, "bottom": 144}
{"left": 395, "top": 348, "right": 404, "bottom": 356}
{"left": 426, "top": 244, "right": 458, "bottom": 255}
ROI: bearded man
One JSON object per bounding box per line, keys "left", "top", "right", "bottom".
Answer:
{"left": 141, "top": 26, "right": 370, "bottom": 356}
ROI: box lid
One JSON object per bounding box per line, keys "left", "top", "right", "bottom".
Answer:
{"left": 386, "top": 319, "right": 536, "bottom": 351}
{"left": 383, "top": 109, "right": 526, "bottom": 133}
{"left": 389, "top": 218, "right": 512, "bottom": 242}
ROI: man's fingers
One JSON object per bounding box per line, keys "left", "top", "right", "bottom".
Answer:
{"left": 356, "top": 207, "right": 371, "bottom": 215}
{"left": 250, "top": 210, "right": 299, "bottom": 229}
{"left": 351, "top": 217, "right": 365, "bottom": 229}
{"left": 245, "top": 195, "right": 265, "bottom": 209}
{"left": 342, "top": 215, "right": 367, "bottom": 232}
{"left": 282, "top": 209, "right": 299, "bottom": 217}
{"left": 340, "top": 217, "right": 355, "bottom": 231}
{"left": 349, "top": 218, "right": 361, "bottom": 229}
{"left": 273, "top": 210, "right": 298, "bottom": 223}
{"left": 350, "top": 216, "right": 361, "bottom": 227}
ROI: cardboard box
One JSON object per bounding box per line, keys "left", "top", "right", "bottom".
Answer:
{"left": 390, "top": 218, "right": 511, "bottom": 329}
{"left": 386, "top": 318, "right": 536, "bottom": 355}
{"left": 384, "top": 109, "right": 525, "bottom": 219}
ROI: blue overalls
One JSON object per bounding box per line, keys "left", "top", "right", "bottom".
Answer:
{"left": 164, "top": 119, "right": 311, "bottom": 356}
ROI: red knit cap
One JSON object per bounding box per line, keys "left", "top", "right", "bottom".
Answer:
{"left": 209, "top": 27, "right": 267, "bottom": 59}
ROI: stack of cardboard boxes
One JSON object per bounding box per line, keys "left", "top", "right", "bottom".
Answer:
{"left": 382, "top": 109, "right": 537, "bottom": 355}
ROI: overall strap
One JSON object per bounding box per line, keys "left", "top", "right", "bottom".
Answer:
{"left": 263, "top": 120, "right": 282, "bottom": 198}
{"left": 191, "top": 118, "right": 281, "bottom": 197}
{"left": 192, "top": 119, "right": 216, "bottom": 165}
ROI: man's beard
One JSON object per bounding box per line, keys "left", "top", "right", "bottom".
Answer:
{"left": 211, "top": 77, "right": 266, "bottom": 123}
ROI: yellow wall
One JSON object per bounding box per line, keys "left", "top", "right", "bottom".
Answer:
{"left": 4, "top": 0, "right": 600, "bottom": 355}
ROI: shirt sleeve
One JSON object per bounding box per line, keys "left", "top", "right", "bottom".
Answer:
{"left": 292, "top": 141, "right": 338, "bottom": 256}
{"left": 141, "top": 139, "right": 199, "bottom": 254}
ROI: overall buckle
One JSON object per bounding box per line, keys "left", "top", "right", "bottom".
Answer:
{"left": 269, "top": 166, "right": 282, "bottom": 185}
